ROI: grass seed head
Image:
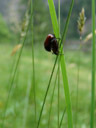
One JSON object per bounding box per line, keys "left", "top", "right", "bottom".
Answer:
{"left": 84, "top": 30, "right": 96, "bottom": 43}
{"left": 78, "top": 8, "right": 86, "bottom": 35}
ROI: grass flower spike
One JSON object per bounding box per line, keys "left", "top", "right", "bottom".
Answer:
{"left": 78, "top": 8, "right": 86, "bottom": 34}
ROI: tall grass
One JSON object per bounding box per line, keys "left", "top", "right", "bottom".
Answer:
{"left": 57, "top": 63, "right": 60, "bottom": 128}
{"left": 59, "top": 108, "right": 66, "bottom": 128}
{"left": 90, "top": 0, "right": 95, "bottom": 127}
{"left": 36, "top": 57, "right": 58, "bottom": 128}
{"left": 48, "top": 0, "right": 74, "bottom": 128}
{"left": 57, "top": 0, "right": 60, "bottom": 127}
{"left": 2, "top": 0, "right": 96, "bottom": 127}
{"left": 48, "top": 69, "right": 58, "bottom": 128}
{"left": 1, "top": 2, "right": 33, "bottom": 127}
{"left": 36, "top": 0, "right": 74, "bottom": 128}
{"left": 30, "top": 0, "right": 37, "bottom": 125}
{"left": 22, "top": 77, "right": 31, "bottom": 128}
{"left": 75, "top": 41, "right": 81, "bottom": 128}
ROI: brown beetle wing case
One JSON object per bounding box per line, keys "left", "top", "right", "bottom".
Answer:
{"left": 44, "top": 36, "right": 52, "bottom": 52}
{"left": 51, "top": 39, "right": 59, "bottom": 55}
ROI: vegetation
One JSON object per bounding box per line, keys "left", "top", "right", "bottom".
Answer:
{"left": 0, "top": 43, "right": 95, "bottom": 128}
{"left": 0, "top": 0, "right": 95, "bottom": 128}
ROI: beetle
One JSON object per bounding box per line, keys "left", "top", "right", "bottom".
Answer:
{"left": 44, "top": 34, "right": 59, "bottom": 55}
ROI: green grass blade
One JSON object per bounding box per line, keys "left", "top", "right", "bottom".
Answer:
{"left": 90, "top": 0, "right": 96, "bottom": 127}
{"left": 75, "top": 42, "right": 82, "bottom": 128}
{"left": 48, "top": 70, "right": 58, "bottom": 128}
{"left": 48, "top": 0, "right": 59, "bottom": 37}
{"left": 60, "top": 56, "right": 73, "bottom": 128}
{"left": 36, "top": 57, "right": 58, "bottom": 128}
{"left": 57, "top": 64, "right": 60, "bottom": 128}
{"left": 58, "top": 0, "right": 60, "bottom": 127}
{"left": 30, "top": 0, "right": 37, "bottom": 125}
{"left": 75, "top": 53, "right": 80, "bottom": 128}
{"left": 60, "top": 0, "right": 74, "bottom": 46}
{"left": 1, "top": 5, "right": 33, "bottom": 128}
{"left": 59, "top": 108, "right": 66, "bottom": 128}
{"left": 48, "top": 0, "right": 74, "bottom": 128}
{"left": 58, "top": 0, "right": 60, "bottom": 34}
{"left": 22, "top": 78, "right": 31, "bottom": 128}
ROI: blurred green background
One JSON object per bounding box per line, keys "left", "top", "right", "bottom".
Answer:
{"left": 0, "top": 0, "right": 96, "bottom": 128}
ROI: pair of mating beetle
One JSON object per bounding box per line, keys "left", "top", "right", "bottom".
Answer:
{"left": 44, "top": 34, "right": 60, "bottom": 55}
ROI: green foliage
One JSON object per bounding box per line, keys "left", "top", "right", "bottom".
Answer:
{"left": 0, "top": 14, "right": 12, "bottom": 42}
{"left": 0, "top": 43, "right": 96, "bottom": 128}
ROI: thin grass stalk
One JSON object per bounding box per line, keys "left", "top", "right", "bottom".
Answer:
{"left": 59, "top": 108, "right": 66, "bottom": 128}
{"left": 36, "top": 57, "right": 58, "bottom": 128}
{"left": 15, "top": 66, "right": 20, "bottom": 90}
{"left": 90, "top": 0, "right": 95, "bottom": 127}
{"left": 7, "top": 55, "right": 17, "bottom": 88}
{"left": 1, "top": 6, "right": 33, "bottom": 128}
{"left": 58, "top": 0, "right": 60, "bottom": 33}
{"left": 60, "top": 56, "right": 73, "bottom": 128}
{"left": 22, "top": 78, "right": 31, "bottom": 128}
{"left": 75, "top": 33, "right": 83, "bottom": 127}
{"left": 13, "top": 36, "right": 23, "bottom": 92}
{"left": 48, "top": 69, "right": 58, "bottom": 128}
{"left": 48, "top": 0, "right": 74, "bottom": 127}
{"left": 76, "top": 8, "right": 86, "bottom": 126}
{"left": 59, "top": 2, "right": 74, "bottom": 127}
{"left": 60, "top": 0, "right": 74, "bottom": 47}
{"left": 7, "top": 35, "right": 21, "bottom": 89}
{"left": 58, "top": 64, "right": 60, "bottom": 128}
{"left": 75, "top": 63, "right": 79, "bottom": 128}
{"left": 48, "top": 0, "right": 74, "bottom": 128}
{"left": 37, "top": 0, "right": 74, "bottom": 127}
{"left": 75, "top": 46, "right": 80, "bottom": 128}
{"left": 58, "top": 0, "right": 60, "bottom": 127}
{"left": 9, "top": 34, "right": 24, "bottom": 94}
{"left": 30, "top": 0, "right": 37, "bottom": 125}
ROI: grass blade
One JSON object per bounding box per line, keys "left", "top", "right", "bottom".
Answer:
{"left": 57, "top": 64, "right": 60, "bottom": 128}
{"left": 58, "top": 0, "right": 60, "bottom": 127}
{"left": 75, "top": 51, "right": 80, "bottom": 128}
{"left": 90, "top": 0, "right": 96, "bottom": 127}
{"left": 48, "top": 0, "right": 59, "bottom": 37}
{"left": 36, "top": 57, "right": 58, "bottom": 128}
{"left": 48, "top": 0, "right": 74, "bottom": 128}
{"left": 22, "top": 78, "right": 31, "bottom": 128}
{"left": 60, "top": 0, "right": 74, "bottom": 46}
{"left": 30, "top": 0, "right": 37, "bottom": 125}
{"left": 60, "top": 56, "right": 73, "bottom": 128}
{"left": 48, "top": 69, "right": 58, "bottom": 128}
{"left": 59, "top": 108, "right": 66, "bottom": 128}
{"left": 1, "top": 4, "right": 33, "bottom": 128}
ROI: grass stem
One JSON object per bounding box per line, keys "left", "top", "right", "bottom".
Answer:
{"left": 36, "top": 56, "right": 58, "bottom": 128}
{"left": 1, "top": 5, "right": 33, "bottom": 128}
{"left": 48, "top": 0, "right": 74, "bottom": 128}
{"left": 22, "top": 78, "right": 31, "bottom": 128}
{"left": 30, "top": 0, "right": 37, "bottom": 125}
{"left": 58, "top": 0, "right": 60, "bottom": 127}
{"left": 48, "top": 69, "right": 58, "bottom": 128}
{"left": 90, "top": 0, "right": 95, "bottom": 127}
